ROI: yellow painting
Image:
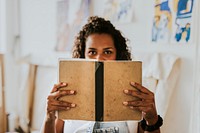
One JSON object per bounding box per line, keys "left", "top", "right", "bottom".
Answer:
{"left": 152, "top": 0, "right": 194, "bottom": 43}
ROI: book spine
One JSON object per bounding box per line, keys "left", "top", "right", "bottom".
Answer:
{"left": 95, "top": 62, "right": 104, "bottom": 121}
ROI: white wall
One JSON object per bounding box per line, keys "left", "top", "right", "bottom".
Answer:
{"left": 3, "top": 0, "right": 199, "bottom": 132}
{"left": 190, "top": 0, "right": 200, "bottom": 132}
{"left": 4, "top": 0, "right": 20, "bottom": 114}
{"left": 0, "top": 0, "right": 7, "bottom": 53}
{"left": 20, "top": 0, "right": 57, "bottom": 56}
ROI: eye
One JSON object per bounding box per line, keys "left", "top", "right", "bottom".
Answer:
{"left": 104, "top": 50, "right": 113, "bottom": 55}
{"left": 88, "top": 50, "right": 97, "bottom": 55}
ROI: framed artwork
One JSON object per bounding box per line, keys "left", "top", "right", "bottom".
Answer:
{"left": 152, "top": 0, "right": 194, "bottom": 43}
{"left": 55, "top": 0, "right": 90, "bottom": 51}
{"left": 100, "top": 0, "right": 134, "bottom": 23}
{"left": 152, "top": 0, "right": 172, "bottom": 43}
{"left": 174, "top": 0, "right": 194, "bottom": 43}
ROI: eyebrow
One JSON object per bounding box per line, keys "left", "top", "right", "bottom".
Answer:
{"left": 103, "top": 47, "right": 114, "bottom": 50}
{"left": 87, "top": 47, "right": 114, "bottom": 50}
{"left": 88, "top": 48, "right": 96, "bottom": 50}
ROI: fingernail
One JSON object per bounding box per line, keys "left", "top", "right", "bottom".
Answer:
{"left": 66, "top": 107, "right": 70, "bottom": 110}
{"left": 71, "top": 103, "right": 76, "bottom": 107}
{"left": 123, "top": 101, "right": 128, "bottom": 105}
{"left": 70, "top": 90, "right": 75, "bottom": 94}
{"left": 62, "top": 82, "right": 67, "bottom": 85}
{"left": 123, "top": 89, "right": 129, "bottom": 94}
{"left": 130, "top": 106, "right": 134, "bottom": 109}
{"left": 131, "top": 82, "right": 135, "bottom": 85}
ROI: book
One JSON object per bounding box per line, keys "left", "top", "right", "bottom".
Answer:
{"left": 58, "top": 59, "right": 142, "bottom": 121}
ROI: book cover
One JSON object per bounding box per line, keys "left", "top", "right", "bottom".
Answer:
{"left": 58, "top": 60, "right": 142, "bottom": 121}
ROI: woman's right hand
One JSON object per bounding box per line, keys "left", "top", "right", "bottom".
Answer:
{"left": 46, "top": 82, "right": 76, "bottom": 121}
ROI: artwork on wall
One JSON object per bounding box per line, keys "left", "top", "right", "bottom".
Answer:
{"left": 55, "top": 0, "right": 135, "bottom": 52}
{"left": 152, "top": 0, "right": 172, "bottom": 43}
{"left": 152, "top": 0, "right": 194, "bottom": 43}
{"left": 100, "top": 0, "right": 134, "bottom": 23}
{"left": 174, "top": 0, "right": 194, "bottom": 43}
{"left": 55, "top": 0, "right": 90, "bottom": 51}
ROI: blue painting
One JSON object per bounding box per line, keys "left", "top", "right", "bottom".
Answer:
{"left": 152, "top": 0, "right": 195, "bottom": 43}
{"left": 101, "top": 0, "right": 134, "bottom": 23}
{"left": 174, "top": 0, "right": 194, "bottom": 43}
{"left": 152, "top": 0, "right": 172, "bottom": 43}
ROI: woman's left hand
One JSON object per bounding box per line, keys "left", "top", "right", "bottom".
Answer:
{"left": 123, "top": 81, "right": 158, "bottom": 125}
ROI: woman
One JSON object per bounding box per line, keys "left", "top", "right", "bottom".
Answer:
{"left": 42, "top": 16, "right": 162, "bottom": 133}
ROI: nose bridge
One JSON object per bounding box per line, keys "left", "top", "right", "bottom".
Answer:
{"left": 96, "top": 53, "right": 105, "bottom": 61}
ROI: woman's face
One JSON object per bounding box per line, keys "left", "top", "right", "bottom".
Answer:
{"left": 85, "top": 33, "right": 117, "bottom": 61}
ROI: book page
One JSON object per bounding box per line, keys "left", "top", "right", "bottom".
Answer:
{"left": 104, "top": 61, "right": 142, "bottom": 121}
{"left": 58, "top": 60, "right": 96, "bottom": 120}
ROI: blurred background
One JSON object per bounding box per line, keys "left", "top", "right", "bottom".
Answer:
{"left": 0, "top": 0, "right": 200, "bottom": 133}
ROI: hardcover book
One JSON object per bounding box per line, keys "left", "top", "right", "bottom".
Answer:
{"left": 58, "top": 59, "right": 142, "bottom": 121}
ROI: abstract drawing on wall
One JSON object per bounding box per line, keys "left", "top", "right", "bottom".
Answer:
{"left": 174, "top": 0, "right": 194, "bottom": 43}
{"left": 152, "top": 0, "right": 172, "bottom": 43}
{"left": 56, "top": 0, "right": 90, "bottom": 51}
{"left": 101, "top": 0, "right": 134, "bottom": 23}
{"left": 152, "top": 0, "right": 194, "bottom": 43}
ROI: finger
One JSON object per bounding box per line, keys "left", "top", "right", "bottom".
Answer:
{"left": 130, "top": 82, "right": 152, "bottom": 94}
{"left": 123, "top": 100, "right": 152, "bottom": 107}
{"left": 47, "top": 105, "right": 71, "bottom": 113}
{"left": 50, "top": 100, "right": 76, "bottom": 108}
{"left": 129, "top": 106, "right": 155, "bottom": 113}
{"left": 54, "top": 90, "right": 76, "bottom": 100}
{"left": 47, "top": 99, "right": 76, "bottom": 113}
{"left": 48, "top": 90, "right": 76, "bottom": 100}
{"left": 51, "top": 82, "right": 68, "bottom": 93}
{"left": 123, "top": 89, "right": 151, "bottom": 100}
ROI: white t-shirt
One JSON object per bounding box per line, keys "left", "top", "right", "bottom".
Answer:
{"left": 63, "top": 120, "right": 138, "bottom": 133}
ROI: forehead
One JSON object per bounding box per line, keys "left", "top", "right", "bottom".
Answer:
{"left": 85, "top": 33, "right": 115, "bottom": 48}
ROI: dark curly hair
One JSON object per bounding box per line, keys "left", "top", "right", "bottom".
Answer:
{"left": 72, "top": 16, "right": 132, "bottom": 60}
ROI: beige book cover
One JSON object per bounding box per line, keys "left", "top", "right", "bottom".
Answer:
{"left": 58, "top": 60, "right": 142, "bottom": 121}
